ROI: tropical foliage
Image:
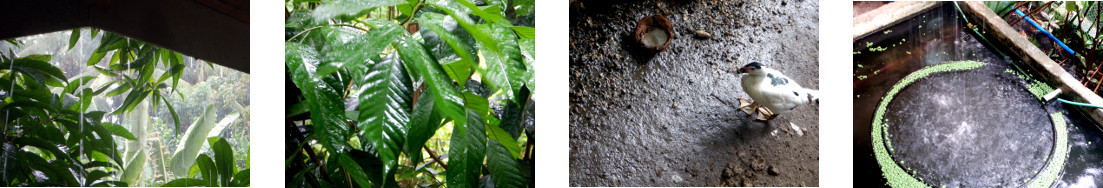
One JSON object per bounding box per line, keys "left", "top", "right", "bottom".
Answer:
{"left": 0, "top": 28, "right": 249, "bottom": 186}
{"left": 285, "top": 0, "right": 535, "bottom": 187}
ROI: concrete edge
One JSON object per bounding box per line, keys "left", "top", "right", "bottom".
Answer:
{"left": 853, "top": 1, "right": 940, "bottom": 40}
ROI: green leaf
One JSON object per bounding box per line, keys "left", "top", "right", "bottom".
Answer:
{"left": 287, "top": 42, "right": 349, "bottom": 152}
{"left": 499, "top": 85, "right": 530, "bottom": 140}
{"left": 486, "top": 139, "right": 524, "bottom": 187}
{"left": 514, "top": 0, "right": 534, "bottom": 16}
{"left": 86, "top": 51, "right": 107, "bottom": 65}
{"left": 446, "top": 109, "right": 487, "bottom": 188}
{"left": 85, "top": 170, "right": 112, "bottom": 185}
{"left": 160, "top": 96, "right": 182, "bottom": 134}
{"left": 161, "top": 178, "right": 206, "bottom": 187}
{"left": 355, "top": 51, "right": 411, "bottom": 182}
{"left": 510, "top": 26, "right": 535, "bottom": 39}
{"left": 121, "top": 149, "right": 146, "bottom": 185}
{"left": 419, "top": 12, "right": 478, "bottom": 87}
{"left": 63, "top": 76, "right": 96, "bottom": 94}
{"left": 112, "top": 86, "right": 149, "bottom": 115}
{"left": 457, "top": 0, "right": 503, "bottom": 23}
{"left": 318, "top": 18, "right": 404, "bottom": 79}
{"left": 69, "top": 29, "right": 80, "bottom": 50}
{"left": 207, "top": 112, "right": 241, "bottom": 138}
{"left": 196, "top": 154, "right": 219, "bottom": 186}
{"left": 169, "top": 105, "right": 218, "bottom": 176}
{"left": 338, "top": 153, "right": 374, "bottom": 187}
{"left": 104, "top": 82, "right": 131, "bottom": 97}
{"left": 518, "top": 39, "right": 535, "bottom": 92}
{"left": 486, "top": 123, "right": 520, "bottom": 159}
{"left": 395, "top": 36, "right": 466, "bottom": 122}
{"left": 102, "top": 122, "right": 137, "bottom": 140}
{"left": 3, "top": 57, "right": 67, "bottom": 83}
{"left": 312, "top": 0, "right": 407, "bottom": 21}
{"left": 230, "top": 169, "right": 250, "bottom": 186}
{"left": 286, "top": 101, "right": 310, "bottom": 118}
{"left": 404, "top": 90, "right": 443, "bottom": 165}
{"left": 97, "top": 35, "right": 127, "bottom": 53}
{"left": 430, "top": 3, "right": 526, "bottom": 101}
{"left": 209, "top": 137, "right": 235, "bottom": 185}
{"left": 477, "top": 23, "right": 527, "bottom": 102}
{"left": 462, "top": 92, "right": 489, "bottom": 118}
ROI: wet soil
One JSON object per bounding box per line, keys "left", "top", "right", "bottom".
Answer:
{"left": 568, "top": 0, "right": 820, "bottom": 186}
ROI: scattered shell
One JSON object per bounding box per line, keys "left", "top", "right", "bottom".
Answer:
{"left": 635, "top": 15, "right": 674, "bottom": 53}
{"left": 694, "top": 30, "right": 712, "bottom": 39}
{"left": 790, "top": 122, "right": 803, "bottom": 136}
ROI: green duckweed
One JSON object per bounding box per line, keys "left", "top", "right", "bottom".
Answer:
{"left": 1026, "top": 113, "right": 1069, "bottom": 188}
{"left": 871, "top": 61, "right": 1068, "bottom": 188}
{"left": 873, "top": 61, "right": 985, "bottom": 188}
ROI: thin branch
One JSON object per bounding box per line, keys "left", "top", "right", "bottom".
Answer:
{"left": 287, "top": 24, "right": 371, "bottom": 42}
{"left": 521, "top": 95, "right": 534, "bottom": 160}
{"left": 424, "top": 145, "right": 447, "bottom": 170}
{"left": 401, "top": 0, "right": 426, "bottom": 26}
{"left": 287, "top": 118, "right": 330, "bottom": 180}
{"left": 523, "top": 132, "right": 533, "bottom": 160}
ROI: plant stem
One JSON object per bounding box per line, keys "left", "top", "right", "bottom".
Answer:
{"left": 401, "top": 0, "right": 426, "bottom": 26}
{"left": 287, "top": 24, "right": 370, "bottom": 42}
{"left": 287, "top": 118, "right": 330, "bottom": 180}
{"left": 521, "top": 96, "right": 533, "bottom": 160}
{"left": 423, "top": 145, "right": 447, "bottom": 170}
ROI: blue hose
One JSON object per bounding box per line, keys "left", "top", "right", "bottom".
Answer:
{"left": 1014, "top": 8, "right": 1077, "bottom": 56}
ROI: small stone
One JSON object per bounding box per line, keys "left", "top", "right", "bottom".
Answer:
{"left": 768, "top": 166, "right": 780, "bottom": 176}
{"left": 694, "top": 30, "right": 712, "bottom": 39}
{"left": 742, "top": 181, "right": 753, "bottom": 187}
{"left": 721, "top": 168, "right": 734, "bottom": 179}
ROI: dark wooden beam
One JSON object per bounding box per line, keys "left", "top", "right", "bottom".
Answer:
{"left": 0, "top": 0, "right": 249, "bottom": 73}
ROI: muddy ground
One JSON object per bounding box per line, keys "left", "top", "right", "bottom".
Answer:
{"left": 568, "top": 0, "right": 820, "bottom": 186}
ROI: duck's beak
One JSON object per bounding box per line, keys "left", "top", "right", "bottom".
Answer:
{"left": 736, "top": 67, "right": 749, "bottom": 74}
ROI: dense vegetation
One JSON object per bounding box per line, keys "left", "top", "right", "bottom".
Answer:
{"left": 986, "top": 2, "right": 1103, "bottom": 93}
{"left": 285, "top": 0, "right": 535, "bottom": 187}
{"left": 0, "top": 28, "right": 249, "bottom": 186}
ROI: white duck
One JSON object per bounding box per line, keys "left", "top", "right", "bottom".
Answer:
{"left": 734, "top": 62, "right": 819, "bottom": 121}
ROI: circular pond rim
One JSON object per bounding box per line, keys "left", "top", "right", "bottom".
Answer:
{"left": 870, "top": 61, "right": 1070, "bottom": 187}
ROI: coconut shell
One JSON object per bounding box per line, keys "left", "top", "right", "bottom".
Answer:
{"left": 635, "top": 15, "right": 674, "bottom": 53}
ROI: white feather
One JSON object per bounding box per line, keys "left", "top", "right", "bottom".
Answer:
{"left": 740, "top": 67, "right": 817, "bottom": 115}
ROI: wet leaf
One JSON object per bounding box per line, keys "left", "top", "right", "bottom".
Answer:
{"left": 338, "top": 153, "right": 374, "bottom": 187}
{"left": 120, "top": 149, "right": 145, "bottom": 185}
{"left": 447, "top": 109, "right": 487, "bottom": 188}
{"left": 69, "top": 29, "right": 80, "bottom": 50}
{"left": 287, "top": 42, "right": 350, "bottom": 152}
{"left": 486, "top": 123, "right": 520, "bottom": 159}
{"left": 319, "top": 19, "right": 404, "bottom": 79}
{"left": 395, "top": 36, "right": 466, "bottom": 122}
{"left": 355, "top": 51, "right": 411, "bottom": 184}
{"left": 209, "top": 137, "right": 235, "bottom": 185}
{"left": 101, "top": 122, "right": 137, "bottom": 140}
{"left": 510, "top": 26, "right": 535, "bottom": 39}
{"left": 313, "top": 0, "right": 408, "bottom": 21}
{"left": 169, "top": 105, "right": 217, "bottom": 176}
{"left": 196, "top": 154, "right": 219, "bottom": 186}
{"left": 420, "top": 12, "right": 478, "bottom": 87}
{"left": 486, "top": 139, "right": 524, "bottom": 187}
{"left": 404, "top": 90, "right": 442, "bottom": 165}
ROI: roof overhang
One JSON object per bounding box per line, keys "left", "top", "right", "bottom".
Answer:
{"left": 1, "top": 0, "right": 249, "bottom": 73}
